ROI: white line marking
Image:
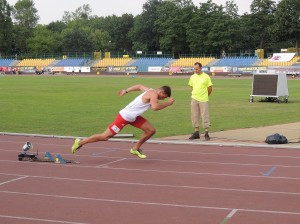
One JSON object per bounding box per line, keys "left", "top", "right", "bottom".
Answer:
{"left": 149, "top": 149, "right": 300, "bottom": 159}
{"left": 107, "top": 156, "right": 300, "bottom": 168}
{"left": 91, "top": 149, "right": 117, "bottom": 156}
{"left": 105, "top": 166, "right": 300, "bottom": 180}
{"left": 0, "top": 176, "right": 27, "bottom": 186}
{"left": 1, "top": 160, "right": 300, "bottom": 180}
{"left": 0, "top": 214, "right": 89, "bottom": 224}
{"left": 96, "top": 158, "right": 126, "bottom": 167}
{"left": 227, "top": 209, "right": 238, "bottom": 218}
{"left": 74, "top": 153, "right": 300, "bottom": 168}
{"left": 1, "top": 144, "right": 300, "bottom": 159}
{"left": 15, "top": 146, "right": 300, "bottom": 159}
{"left": 220, "top": 209, "right": 238, "bottom": 224}
{"left": 1, "top": 190, "right": 300, "bottom": 216}
{"left": 0, "top": 173, "right": 299, "bottom": 195}
{"left": 2, "top": 151, "right": 300, "bottom": 169}
{"left": 1, "top": 132, "right": 298, "bottom": 149}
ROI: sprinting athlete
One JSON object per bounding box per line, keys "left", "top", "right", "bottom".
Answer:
{"left": 71, "top": 84, "right": 175, "bottom": 159}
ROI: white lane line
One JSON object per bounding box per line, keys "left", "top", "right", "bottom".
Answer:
{"left": 227, "top": 209, "right": 238, "bottom": 218}
{"left": 0, "top": 173, "right": 299, "bottom": 195}
{"left": 0, "top": 214, "right": 89, "bottom": 224}
{"left": 96, "top": 158, "right": 126, "bottom": 167}
{"left": 1, "top": 160, "right": 300, "bottom": 180}
{"left": 3, "top": 148, "right": 300, "bottom": 169}
{"left": 1, "top": 190, "right": 300, "bottom": 216}
{"left": 2, "top": 154, "right": 300, "bottom": 169}
{"left": 89, "top": 155, "right": 300, "bottom": 169}
{"left": 1, "top": 132, "right": 299, "bottom": 149}
{"left": 0, "top": 176, "right": 27, "bottom": 186}
{"left": 2, "top": 147, "right": 300, "bottom": 160}
{"left": 91, "top": 149, "right": 117, "bottom": 156}
{"left": 220, "top": 209, "right": 238, "bottom": 224}
{"left": 106, "top": 166, "right": 300, "bottom": 180}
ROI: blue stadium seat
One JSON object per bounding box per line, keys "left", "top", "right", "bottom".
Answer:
{"left": 54, "top": 58, "right": 87, "bottom": 67}
{"left": 131, "top": 58, "right": 172, "bottom": 72}
{"left": 214, "top": 56, "right": 259, "bottom": 67}
{"left": 0, "top": 59, "right": 15, "bottom": 66}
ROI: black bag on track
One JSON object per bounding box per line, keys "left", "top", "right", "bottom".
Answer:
{"left": 265, "top": 133, "right": 288, "bottom": 144}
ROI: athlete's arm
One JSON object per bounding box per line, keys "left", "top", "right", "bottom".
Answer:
{"left": 148, "top": 90, "right": 174, "bottom": 111}
{"left": 118, "top": 84, "right": 149, "bottom": 96}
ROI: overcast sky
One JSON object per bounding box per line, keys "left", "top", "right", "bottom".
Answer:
{"left": 7, "top": 0, "right": 279, "bottom": 25}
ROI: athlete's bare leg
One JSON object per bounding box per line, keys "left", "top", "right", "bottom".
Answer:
{"left": 132, "top": 121, "right": 156, "bottom": 150}
{"left": 79, "top": 128, "right": 114, "bottom": 146}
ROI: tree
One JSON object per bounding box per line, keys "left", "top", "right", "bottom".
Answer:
{"left": 129, "top": 0, "right": 163, "bottom": 51}
{"left": 90, "top": 29, "right": 111, "bottom": 52}
{"left": 207, "top": 14, "right": 242, "bottom": 55}
{"left": 200, "top": 0, "right": 242, "bottom": 55}
{"left": 12, "top": 0, "right": 39, "bottom": 28}
{"left": 249, "top": 0, "right": 277, "bottom": 49}
{"left": 62, "top": 4, "right": 92, "bottom": 23}
{"left": 11, "top": 0, "right": 39, "bottom": 53}
{"left": 238, "top": 14, "right": 258, "bottom": 50}
{"left": 47, "top": 21, "right": 67, "bottom": 33}
{"left": 27, "top": 25, "right": 62, "bottom": 54}
{"left": 0, "top": 0, "right": 13, "bottom": 55}
{"left": 274, "top": 0, "right": 300, "bottom": 49}
{"left": 128, "top": 15, "right": 148, "bottom": 52}
{"left": 224, "top": 0, "right": 239, "bottom": 19}
{"left": 155, "top": 0, "right": 195, "bottom": 52}
{"left": 61, "top": 25, "right": 93, "bottom": 52}
{"left": 100, "top": 14, "right": 134, "bottom": 52}
{"left": 1, "top": 0, "right": 296, "bottom": 57}
{"left": 186, "top": 0, "right": 223, "bottom": 53}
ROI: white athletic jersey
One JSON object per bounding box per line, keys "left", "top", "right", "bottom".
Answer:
{"left": 119, "top": 89, "right": 152, "bottom": 122}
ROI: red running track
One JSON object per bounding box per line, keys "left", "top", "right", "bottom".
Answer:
{"left": 1, "top": 134, "right": 300, "bottom": 224}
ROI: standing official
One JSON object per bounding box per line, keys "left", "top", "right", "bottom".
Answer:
{"left": 188, "top": 62, "right": 213, "bottom": 140}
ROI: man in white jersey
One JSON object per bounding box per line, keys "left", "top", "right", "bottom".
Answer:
{"left": 71, "top": 84, "right": 174, "bottom": 159}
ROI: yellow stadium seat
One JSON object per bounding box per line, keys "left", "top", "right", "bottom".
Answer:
{"left": 94, "top": 58, "right": 132, "bottom": 67}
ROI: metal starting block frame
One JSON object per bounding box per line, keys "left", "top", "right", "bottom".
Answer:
{"left": 18, "top": 151, "right": 80, "bottom": 164}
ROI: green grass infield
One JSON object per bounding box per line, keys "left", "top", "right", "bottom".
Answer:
{"left": 0, "top": 75, "right": 299, "bottom": 139}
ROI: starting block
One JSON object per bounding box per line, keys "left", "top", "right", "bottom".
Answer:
{"left": 18, "top": 151, "right": 79, "bottom": 164}
{"left": 18, "top": 142, "right": 80, "bottom": 164}
{"left": 55, "top": 154, "right": 66, "bottom": 164}
{"left": 44, "top": 151, "right": 66, "bottom": 164}
{"left": 44, "top": 151, "right": 54, "bottom": 160}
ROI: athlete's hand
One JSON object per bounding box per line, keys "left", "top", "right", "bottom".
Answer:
{"left": 168, "top": 97, "right": 175, "bottom": 105}
{"left": 118, "top": 89, "right": 126, "bottom": 96}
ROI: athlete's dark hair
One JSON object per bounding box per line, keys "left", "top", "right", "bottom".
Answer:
{"left": 160, "top": 86, "right": 171, "bottom": 97}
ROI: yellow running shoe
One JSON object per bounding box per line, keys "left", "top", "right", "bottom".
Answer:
{"left": 71, "top": 138, "right": 81, "bottom": 154}
{"left": 130, "top": 148, "right": 146, "bottom": 159}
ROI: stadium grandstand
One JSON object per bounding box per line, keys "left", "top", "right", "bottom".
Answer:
{"left": 171, "top": 57, "right": 215, "bottom": 67}
{"left": 212, "top": 56, "right": 259, "bottom": 67}
{"left": 16, "top": 58, "right": 55, "bottom": 69}
{"left": 54, "top": 58, "right": 89, "bottom": 67}
{"left": 1, "top": 50, "right": 299, "bottom": 76}
{"left": 0, "top": 59, "right": 15, "bottom": 66}
{"left": 93, "top": 58, "right": 132, "bottom": 67}
{"left": 130, "top": 57, "right": 173, "bottom": 72}
{"left": 258, "top": 56, "right": 300, "bottom": 67}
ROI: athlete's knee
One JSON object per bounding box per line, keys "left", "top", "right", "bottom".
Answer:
{"left": 102, "top": 135, "right": 110, "bottom": 141}
{"left": 104, "top": 132, "right": 114, "bottom": 140}
{"left": 97, "top": 132, "right": 113, "bottom": 141}
{"left": 147, "top": 127, "right": 156, "bottom": 136}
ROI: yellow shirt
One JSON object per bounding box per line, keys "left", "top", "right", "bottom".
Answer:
{"left": 188, "top": 72, "right": 213, "bottom": 102}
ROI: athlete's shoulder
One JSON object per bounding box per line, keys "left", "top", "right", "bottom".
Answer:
{"left": 139, "top": 85, "right": 150, "bottom": 92}
{"left": 147, "top": 88, "right": 157, "bottom": 95}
